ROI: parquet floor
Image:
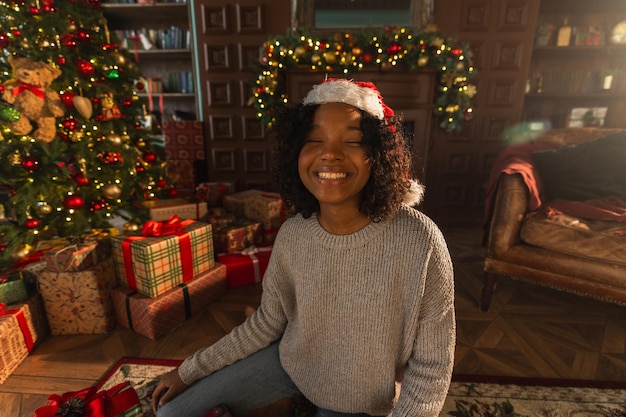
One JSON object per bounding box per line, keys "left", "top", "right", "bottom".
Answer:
{"left": 2, "top": 226, "right": 626, "bottom": 417}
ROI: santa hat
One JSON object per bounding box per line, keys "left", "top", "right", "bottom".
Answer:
{"left": 302, "top": 78, "right": 394, "bottom": 121}
{"left": 303, "top": 78, "right": 425, "bottom": 207}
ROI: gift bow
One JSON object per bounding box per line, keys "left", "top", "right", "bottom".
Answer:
{"left": 35, "top": 382, "right": 138, "bottom": 417}
{"left": 141, "top": 214, "right": 184, "bottom": 237}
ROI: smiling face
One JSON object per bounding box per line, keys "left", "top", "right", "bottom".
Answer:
{"left": 298, "top": 102, "right": 371, "bottom": 213}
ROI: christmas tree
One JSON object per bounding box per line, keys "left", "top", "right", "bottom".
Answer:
{"left": 0, "top": 0, "right": 176, "bottom": 267}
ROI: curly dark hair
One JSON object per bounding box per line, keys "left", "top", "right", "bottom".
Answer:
{"left": 271, "top": 103, "right": 415, "bottom": 221}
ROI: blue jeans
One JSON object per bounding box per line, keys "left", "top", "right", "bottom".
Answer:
{"left": 156, "top": 342, "right": 376, "bottom": 417}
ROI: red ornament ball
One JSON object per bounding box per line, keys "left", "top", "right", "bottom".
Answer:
{"left": 62, "top": 117, "right": 78, "bottom": 131}
{"left": 28, "top": 6, "right": 40, "bottom": 14}
{"left": 362, "top": 52, "right": 373, "bottom": 64}
{"left": 77, "top": 59, "right": 94, "bottom": 77}
{"left": 156, "top": 178, "right": 167, "bottom": 188}
{"left": 63, "top": 194, "right": 84, "bottom": 210}
{"left": 60, "top": 91, "right": 75, "bottom": 108}
{"left": 167, "top": 187, "right": 179, "bottom": 198}
{"left": 73, "top": 172, "right": 90, "bottom": 187}
{"left": 387, "top": 42, "right": 402, "bottom": 54}
{"left": 21, "top": 155, "right": 41, "bottom": 172}
{"left": 75, "top": 29, "right": 91, "bottom": 42}
{"left": 24, "top": 218, "right": 40, "bottom": 229}
{"left": 143, "top": 151, "right": 156, "bottom": 164}
{"left": 57, "top": 56, "right": 66, "bottom": 65}
{"left": 11, "top": 29, "right": 21, "bottom": 37}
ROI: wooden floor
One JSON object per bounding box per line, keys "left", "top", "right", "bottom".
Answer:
{"left": 3, "top": 225, "right": 626, "bottom": 417}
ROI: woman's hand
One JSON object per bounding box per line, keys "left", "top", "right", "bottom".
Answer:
{"left": 151, "top": 368, "right": 188, "bottom": 412}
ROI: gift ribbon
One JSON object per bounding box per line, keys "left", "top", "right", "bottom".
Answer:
{"left": 34, "top": 382, "right": 139, "bottom": 417}
{"left": 239, "top": 245, "right": 272, "bottom": 283}
{"left": 121, "top": 215, "right": 194, "bottom": 290}
{"left": 0, "top": 302, "right": 34, "bottom": 351}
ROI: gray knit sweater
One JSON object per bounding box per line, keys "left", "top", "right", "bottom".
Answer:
{"left": 179, "top": 206, "right": 455, "bottom": 416}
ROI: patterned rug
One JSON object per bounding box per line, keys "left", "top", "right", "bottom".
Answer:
{"left": 97, "top": 358, "right": 626, "bottom": 417}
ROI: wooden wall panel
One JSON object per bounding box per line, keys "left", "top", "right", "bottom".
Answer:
{"left": 426, "top": 0, "right": 540, "bottom": 225}
{"left": 194, "top": 0, "right": 291, "bottom": 190}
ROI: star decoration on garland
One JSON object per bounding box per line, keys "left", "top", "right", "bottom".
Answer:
{"left": 251, "top": 26, "right": 477, "bottom": 132}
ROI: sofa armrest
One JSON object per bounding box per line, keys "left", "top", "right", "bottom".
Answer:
{"left": 485, "top": 173, "right": 530, "bottom": 257}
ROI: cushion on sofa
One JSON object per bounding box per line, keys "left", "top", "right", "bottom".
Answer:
{"left": 520, "top": 211, "right": 626, "bottom": 266}
{"left": 532, "top": 131, "right": 626, "bottom": 201}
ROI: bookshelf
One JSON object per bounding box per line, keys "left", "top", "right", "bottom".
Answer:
{"left": 523, "top": 0, "right": 626, "bottom": 128}
{"left": 102, "top": 0, "right": 199, "bottom": 126}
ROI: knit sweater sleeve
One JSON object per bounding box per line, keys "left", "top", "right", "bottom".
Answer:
{"left": 177, "top": 241, "right": 290, "bottom": 385}
{"left": 392, "top": 226, "right": 456, "bottom": 417}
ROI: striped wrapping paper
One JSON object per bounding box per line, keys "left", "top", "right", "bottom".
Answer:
{"left": 111, "top": 263, "right": 227, "bottom": 340}
{"left": 111, "top": 221, "right": 215, "bottom": 298}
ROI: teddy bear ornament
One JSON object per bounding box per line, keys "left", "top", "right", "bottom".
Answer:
{"left": 2, "top": 56, "right": 66, "bottom": 142}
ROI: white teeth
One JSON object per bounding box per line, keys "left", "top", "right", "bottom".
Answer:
{"left": 317, "top": 172, "right": 347, "bottom": 180}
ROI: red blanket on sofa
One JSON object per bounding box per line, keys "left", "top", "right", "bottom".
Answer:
{"left": 483, "top": 141, "right": 626, "bottom": 228}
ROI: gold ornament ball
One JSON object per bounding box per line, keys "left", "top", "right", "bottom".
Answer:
{"left": 123, "top": 221, "right": 141, "bottom": 234}
{"left": 107, "top": 133, "right": 123, "bottom": 146}
{"left": 417, "top": 56, "right": 429, "bottom": 67}
{"left": 294, "top": 46, "right": 306, "bottom": 57}
{"left": 311, "top": 54, "right": 321, "bottom": 65}
{"left": 111, "top": 51, "right": 127, "bottom": 65}
{"left": 102, "top": 183, "right": 122, "bottom": 199}
{"left": 36, "top": 201, "right": 53, "bottom": 215}
{"left": 351, "top": 46, "right": 362, "bottom": 56}
{"left": 323, "top": 52, "right": 337, "bottom": 64}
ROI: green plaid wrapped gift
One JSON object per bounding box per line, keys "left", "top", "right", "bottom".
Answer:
{"left": 111, "top": 217, "right": 215, "bottom": 298}
{"left": 0, "top": 270, "right": 31, "bottom": 305}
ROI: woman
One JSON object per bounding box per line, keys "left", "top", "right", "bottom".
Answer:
{"left": 152, "top": 78, "right": 455, "bottom": 417}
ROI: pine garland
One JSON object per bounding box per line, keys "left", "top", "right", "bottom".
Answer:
{"left": 250, "top": 26, "right": 477, "bottom": 132}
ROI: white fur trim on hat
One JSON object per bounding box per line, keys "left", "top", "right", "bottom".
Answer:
{"left": 403, "top": 180, "right": 425, "bottom": 207}
{"left": 302, "top": 78, "right": 387, "bottom": 120}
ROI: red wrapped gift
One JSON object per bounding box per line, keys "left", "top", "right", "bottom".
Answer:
{"left": 218, "top": 245, "right": 272, "bottom": 288}
{"left": 111, "top": 263, "right": 227, "bottom": 340}
{"left": 35, "top": 381, "right": 141, "bottom": 417}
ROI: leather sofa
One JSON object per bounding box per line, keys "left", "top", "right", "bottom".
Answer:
{"left": 481, "top": 127, "right": 626, "bottom": 311}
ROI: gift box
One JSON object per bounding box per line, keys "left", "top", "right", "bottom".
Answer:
{"left": 34, "top": 382, "right": 142, "bottom": 417}
{"left": 0, "top": 294, "right": 49, "bottom": 384}
{"left": 205, "top": 207, "right": 236, "bottom": 230}
{"left": 222, "top": 189, "right": 264, "bottom": 217}
{"left": 143, "top": 198, "right": 208, "bottom": 221}
{"left": 42, "top": 239, "right": 112, "bottom": 273}
{"left": 0, "top": 269, "right": 32, "bottom": 305}
{"left": 243, "top": 192, "right": 285, "bottom": 243}
{"left": 196, "top": 182, "right": 236, "bottom": 207}
{"left": 111, "top": 263, "right": 227, "bottom": 339}
{"left": 38, "top": 258, "right": 117, "bottom": 335}
{"left": 213, "top": 219, "right": 262, "bottom": 255}
{"left": 111, "top": 217, "right": 215, "bottom": 298}
{"left": 217, "top": 246, "right": 272, "bottom": 288}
